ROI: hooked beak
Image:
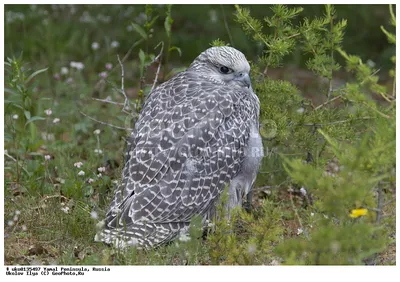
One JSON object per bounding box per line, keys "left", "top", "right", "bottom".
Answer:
{"left": 234, "top": 72, "right": 252, "bottom": 88}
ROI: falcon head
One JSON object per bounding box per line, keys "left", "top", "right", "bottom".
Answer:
{"left": 188, "top": 46, "right": 252, "bottom": 89}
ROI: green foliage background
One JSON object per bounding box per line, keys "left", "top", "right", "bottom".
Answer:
{"left": 4, "top": 4, "right": 396, "bottom": 265}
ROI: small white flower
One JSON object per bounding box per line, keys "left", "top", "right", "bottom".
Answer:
{"left": 74, "top": 162, "right": 83, "bottom": 168}
{"left": 300, "top": 187, "right": 307, "bottom": 196}
{"left": 15, "top": 210, "right": 21, "bottom": 215}
{"left": 310, "top": 212, "right": 315, "bottom": 217}
{"left": 21, "top": 225, "right": 27, "bottom": 231}
{"left": 97, "top": 173, "right": 102, "bottom": 178}
{"left": 61, "top": 206, "right": 70, "bottom": 214}
{"left": 76, "top": 62, "right": 84, "bottom": 70}
{"left": 105, "top": 63, "right": 113, "bottom": 70}
{"left": 91, "top": 42, "right": 100, "bottom": 50}
{"left": 60, "top": 67, "right": 69, "bottom": 75}
{"left": 7, "top": 220, "right": 14, "bottom": 226}
{"left": 78, "top": 170, "right": 85, "bottom": 176}
{"left": 98, "top": 167, "right": 106, "bottom": 172}
{"left": 297, "top": 228, "right": 303, "bottom": 235}
{"left": 204, "top": 219, "right": 214, "bottom": 228}
{"left": 88, "top": 178, "right": 95, "bottom": 184}
{"left": 70, "top": 61, "right": 84, "bottom": 70}
{"left": 94, "top": 149, "right": 103, "bottom": 154}
{"left": 12, "top": 114, "right": 19, "bottom": 120}
{"left": 53, "top": 118, "right": 60, "bottom": 124}
{"left": 13, "top": 215, "right": 19, "bottom": 221}
{"left": 41, "top": 132, "right": 55, "bottom": 141}
{"left": 297, "top": 107, "right": 305, "bottom": 114}
{"left": 90, "top": 211, "right": 98, "bottom": 219}
{"left": 44, "top": 109, "right": 52, "bottom": 116}
{"left": 93, "top": 129, "right": 101, "bottom": 135}
{"left": 44, "top": 155, "right": 51, "bottom": 161}
{"left": 111, "top": 41, "right": 119, "bottom": 48}
{"left": 99, "top": 71, "right": 107, "bottom": 79}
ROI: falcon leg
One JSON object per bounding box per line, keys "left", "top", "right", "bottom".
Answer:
{"left": 243, "top": 190, "right": 253, "bottom": 213}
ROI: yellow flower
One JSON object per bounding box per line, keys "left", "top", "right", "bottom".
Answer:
{"left": 349, "top": 208, "right": 368, "bottom": 218}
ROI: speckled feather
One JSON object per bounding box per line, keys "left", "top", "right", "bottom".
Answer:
{"left": 95, "top": 47, "right": 261, "bottom": 249}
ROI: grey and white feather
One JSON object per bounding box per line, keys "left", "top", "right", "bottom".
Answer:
{"left": 95, "top": 46, "right": 263, "bottom": 249}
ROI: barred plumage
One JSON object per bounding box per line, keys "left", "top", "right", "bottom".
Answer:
{"left": 95, "top": 46, "right": 263, "bottom": 248}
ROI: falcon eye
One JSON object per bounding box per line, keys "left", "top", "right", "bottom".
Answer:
{"left": 219, "top": 66, "right": 231, "bottom": 74}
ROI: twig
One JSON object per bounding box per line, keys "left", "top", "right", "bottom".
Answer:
{"left": 106, "top": 39, "right": 144, "bottom": 77}
{"left": 151, "top": 42, "right": 164, "bottom": 92}
{"left": 117, "top": 54, "right": 130, "bottom": 112}
{"left": 376, "top": 183, "right": 384, "bottom": 225}
{"left": 286, "top": 32, "right": 301, "bottom": 39}
{"left": 289, "top": 191, "right": 310, "bottom": 240}
{"left": 5, "top": 152, "right": 31, "bottom": 176}
{"left": 365, "top": 182, "right": 386, "bottom": 265}
{"left": 327, "top": 8, "right": 335, "bottom": 101}
{"left": 303, "top": 116, "right": 373, "bottom": 127}
{"left": 121, "top": 39, "right": 144, "bottom": 66}
{"left": 383, "top": 199, "right": 395, "bottom": 206}
{"left": 221, "top": 4, "right": 234, "bottom": 47}
{"left": 364, "top": 207, "right": 381, "bottom": 212}
{"left": 80, "top": 111, "right": 131, "bottom": 131}
{"left": 139, "top": 42, "right": 164, "bottom": 93}
{"left": 392, "top": 74, "right": 396, "bottom": 98}
{"left": 258, "top": 169, "right": 283, "bottom": 174}
{"left": 92, "top": 98, "right": 124, "bottom": 106}
{"left": 314, "top": 94, "right": 343, "bottom": 110}
{"left": 362, "top": 102, "right": 392, "bottom": 119}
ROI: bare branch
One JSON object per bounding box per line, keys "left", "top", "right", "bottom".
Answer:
{"left": 80, "top": 111, "right": 131, "bottom": 131}
{"left": 5, "top": 152, "right": 31, "bottom": 176}
{"left": 327, "top": 11, "right": 334, "bottom": 101}
{"left": 314, "top": 94, "right": 343, "bottom": 110}
{"left": 92, "top": 97, "right": 124, "bottom": 106}
{"left": 117, "top": 54, "right": 130, "bottom": 112}
{"left": 303, "top": 116, "right": 373, "bottom": 127}
{"left": 151, "top": 42, "right": 164, "bottom": 92}
{"left": 289, "top": 190, "right": 310, "bottom": 241}
{"left": 121, "top": 39, "right": 144, "bottom": 65}
{"left": 376, "top": 183, "right": 384, "bottom": 225}
{"left": 106, "top": 39, "right": 144, "bottom": 76}
{"left": 221, "top": 4, "right": 234, "bottom": 47}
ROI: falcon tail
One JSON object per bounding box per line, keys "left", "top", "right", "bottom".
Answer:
{"left": 94, "top": 220, "right": 189, "bottom": 249}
